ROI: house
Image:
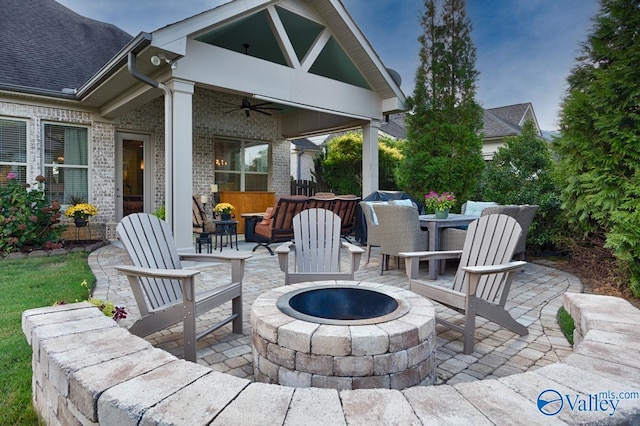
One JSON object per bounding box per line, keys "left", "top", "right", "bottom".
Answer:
{"left": 0, "top": 0, "right": 406, "bottom": 252}
{"left": 379, "top": 102, "right": 543, "bottom": 159}
{"left": 290, "top": 138, "right": 321, "bottom": 181}
{"left": 482, "top": 103, "right": 543, "bottom": 160}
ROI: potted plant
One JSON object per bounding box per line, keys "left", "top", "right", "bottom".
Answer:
{"left": 65, "top": 203, "right": 98, "bottom": 227}
{"left": 424, "top": 191, "right": 456, "bottom": 219}
{"left": 214, "top": 202, "right": 235, "bottom": 221}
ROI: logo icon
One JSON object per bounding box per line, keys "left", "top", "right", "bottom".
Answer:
{"left": 538, "top": 389, "right": 563, "bottom": 416}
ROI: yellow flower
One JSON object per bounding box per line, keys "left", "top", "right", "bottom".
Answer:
{"left": 65, "top": 203, "right": 98, "bottom": 219}
{"left": 213, "top": 203, "right": 235, "bottom": 214}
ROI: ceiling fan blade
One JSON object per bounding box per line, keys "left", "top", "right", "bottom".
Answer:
{"left": 224, "top": 108, "right": 242, "bottom": 114}
{"left": 253, "top": 108, "right": 272, "bottom": 116}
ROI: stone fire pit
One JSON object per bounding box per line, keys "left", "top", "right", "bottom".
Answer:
{"left": 250, "top": 281, "right": 436, "bottom": 390}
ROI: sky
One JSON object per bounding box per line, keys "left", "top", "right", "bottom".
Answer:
{"left": 57, "top": 0, "right": 600, "bottom": 131}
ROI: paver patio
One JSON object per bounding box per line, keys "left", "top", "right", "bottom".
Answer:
{"left": 90, "top": 236, "right": 582, "bottom": 386}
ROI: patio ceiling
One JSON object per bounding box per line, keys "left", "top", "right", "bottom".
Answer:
{"left": 78, "top": 0, "right": 405, "bottom": 125}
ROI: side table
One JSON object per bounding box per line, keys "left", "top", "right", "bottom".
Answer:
{"left": 214, "top": 220, "right": 238, "bottom": 251}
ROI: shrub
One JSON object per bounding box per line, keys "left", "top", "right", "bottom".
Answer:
{"left": 316, "top": 132, "right": 403, "bottom": 195}
{"left": 480, "top": 120, "right": 562, "bottom": 252}
{"left": 0, "top": 174, "right": 65, "bottom": 253}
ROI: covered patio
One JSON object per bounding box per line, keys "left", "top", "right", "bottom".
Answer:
{"left": 82, "top": 0, "right": 406, "bottom": 252}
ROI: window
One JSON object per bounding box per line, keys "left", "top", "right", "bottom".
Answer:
{"left": 43, "top": 124, "right": 89, "bottom": 204}
{"left": 0, "top": 118, "right": 27, "bottom": 184}
{"left": 214, "top": 139, "right": 269, "bottom": 191}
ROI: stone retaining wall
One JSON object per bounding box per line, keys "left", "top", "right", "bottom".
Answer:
{"left": 22, "top": 293, "right": 640, "bottom": 425}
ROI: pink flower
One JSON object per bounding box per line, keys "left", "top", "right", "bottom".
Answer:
{"left": 6, "top": 172, "right": 16, "bottom": 180}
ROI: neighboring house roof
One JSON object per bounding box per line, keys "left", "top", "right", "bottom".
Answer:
{"left": 0, "top": 0, "right": 132, "bottom": 95}
{"left": 378, "top": 102, "right": 542, "bottom": 141}
{"left": 292, "top": 138, "right": 320, "bottom": 151}
{"left": 482, "top": 108, "right": 522, "bottom": 138}
{"left": 380, "top": 112, "right": 406, "bottom": 139}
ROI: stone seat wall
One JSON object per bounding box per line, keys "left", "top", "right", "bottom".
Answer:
{"left": 22, "top": 293, "right": 640, "bottom": 425}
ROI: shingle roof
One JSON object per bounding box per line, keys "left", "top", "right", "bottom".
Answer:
{"left": 0, "top": 0, "right": 132, "bottom": 94}
{"left": 379, "top": 103, "right": 534, "bottom": 140}
{"left": 291, "top": 138, "right": 320, "bottom": 150}
{"left": 486, "top": 103, "right": 530, "bottom": 127}
{"left": 482, "top": 109, "right": 522, "bottom": 138}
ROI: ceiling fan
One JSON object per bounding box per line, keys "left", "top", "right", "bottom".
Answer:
{"left": 223, "top": 97, "right": 282, "bottom": 117}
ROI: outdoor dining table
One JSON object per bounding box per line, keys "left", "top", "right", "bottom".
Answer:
{"left": 419, "top": 213, "right": 477, "bottom": 279}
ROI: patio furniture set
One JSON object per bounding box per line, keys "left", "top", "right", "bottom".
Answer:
{"left": 114, "top": 199, "right": 537, "bottom": 384}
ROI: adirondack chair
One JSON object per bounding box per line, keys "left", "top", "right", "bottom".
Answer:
{"left": 115, "top": 213, "right": 251, "bottom": 362}
{"left": 275, "top": 208, "right": 364, "bottom": 285}
{"left": 399, "top": 214, "right": 528, "bottom": 354}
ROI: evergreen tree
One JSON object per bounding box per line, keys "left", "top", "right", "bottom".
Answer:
{"left": 481, "top": 120, "right": 561, "bottom": 250}
{"left": 397, "top": 0, "right": 484, "bottom": 208}
{"left": 554, "top": 0, "right": 640, "bottom": 296}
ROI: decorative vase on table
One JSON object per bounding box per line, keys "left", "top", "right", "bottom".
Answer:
{"left": 74, "top": 218, "right": 88, "bottom": 227}
{"left": 434, "top": 208, "right": 449, "bottom": 219}
{"left": 221, "top": 213, "right": 232, "bottom": 221}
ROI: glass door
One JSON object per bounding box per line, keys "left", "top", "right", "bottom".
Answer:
{"left": 116, "top": 132, "right": 151, "bottom": 219}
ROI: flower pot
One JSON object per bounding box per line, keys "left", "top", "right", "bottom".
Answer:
{"left": 221, "top": 213, "right": 232, "bottom": 221}
{"left": 74, "top": 218, "right": 88, "bottom": 227}
{"left": 435, "top": 208, "right": 449, "bottom": 219}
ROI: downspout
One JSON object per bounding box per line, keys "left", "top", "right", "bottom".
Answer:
{"left": 127, "top": 52, "right": 174, "bottom": 233}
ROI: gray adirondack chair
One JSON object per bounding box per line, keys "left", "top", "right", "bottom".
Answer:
{"left": 399, "top": 214, "right": 528, "bottom": 354}
{"left": 115, "top": 213, "right": 251, "bottom": 362}
{"left": 275, "top": 208, "right": 364, "bottom": 285}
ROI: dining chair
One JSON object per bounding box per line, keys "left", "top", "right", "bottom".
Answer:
{"left": 372, "top": 203, "right": 428, "bottom": 275}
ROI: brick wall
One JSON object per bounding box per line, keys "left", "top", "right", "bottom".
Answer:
{"left": 1, "top": 88, "right": 292, "bottom": 237}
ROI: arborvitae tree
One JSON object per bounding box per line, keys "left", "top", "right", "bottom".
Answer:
{"left": 397, "top": 0, "right": 484, "bottom": 208}
{"left": 553, "top": 0, "right": 640, "bottom": 296}
{"left": 481, "top": 120, "right": 561, "bottom": 250}
{"left": 315, "top": 132, "right": 403, "bottom": 195}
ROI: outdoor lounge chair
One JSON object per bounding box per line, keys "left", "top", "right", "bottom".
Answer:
{"left": 253, "top": 196, "right": 309, "bottom": 255}
{"left": 115, "top": 213, "right": 251, "bottom": 362}
{"left": 275, "top": 208, "right": 364, "bottom": 285}
{"left": 330, "top": 195, "right": 360, "bottom": 241}
{"left": 400, "top": 214, "right": 528, "bottom": 354}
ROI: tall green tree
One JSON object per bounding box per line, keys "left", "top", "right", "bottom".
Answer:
{"left": 397, "top": 0, "right": 484, "bottom": 207}
{"left": 481, "top": 120, "right": 561, "bottom": 250}
{"left": 553, "top": 0, "right": 640, "bottom": 296}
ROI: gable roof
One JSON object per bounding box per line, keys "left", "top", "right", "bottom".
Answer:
{"left": 484, "top": 103, "right": 541, "bottom": 138}
{"left": 292, "top": 138, "right": 320, "bottom": 151}
{"left": 0, "top": 0, "right": 132, "bottom": 95}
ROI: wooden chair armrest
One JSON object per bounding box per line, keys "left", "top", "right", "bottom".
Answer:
{"left": 341, "top": 242, "right": 366, "bottom": 254}
{"left": 114, "top": 265, "right": 200, "bottom": 279}
{"left": 461, "top": 261, "right": 526, "bottom": 296}
{"left": 179, "top": 252, "right": 252, "bottom": 262}
{"left": 398, "top": 250, "right": 462, "bottom": 260}
{"left": 399, "top": 250, "right": 463, "bottom": 279}
{"left": 461, "top": 261, "right": 526, "bottom": 275}
{"left": 276, "top": 241, "right": 295, "bottom": 273}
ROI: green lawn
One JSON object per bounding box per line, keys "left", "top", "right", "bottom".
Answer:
{"left": 0, "top": 253, "right": 94, "bottom": 425}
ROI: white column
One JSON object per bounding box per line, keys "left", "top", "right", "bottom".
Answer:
{"left": 166, "top": 79, "right": 195, "bottom": 253}
{"left": 362, "top": 120, "right": 381, "bottom": 197}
